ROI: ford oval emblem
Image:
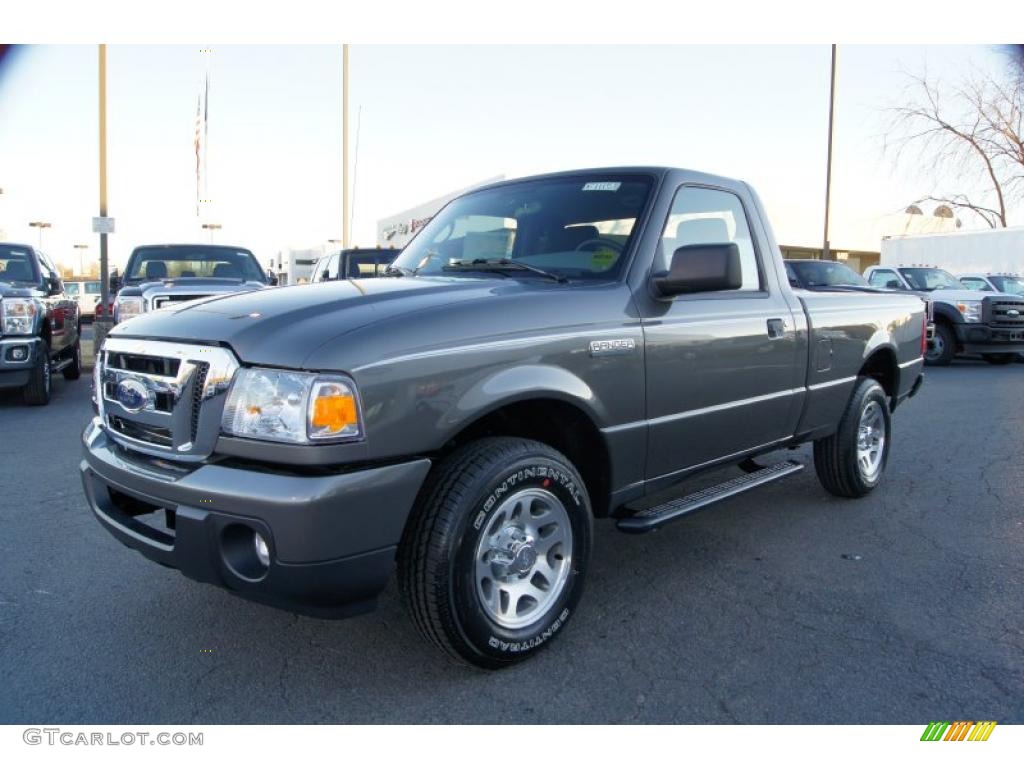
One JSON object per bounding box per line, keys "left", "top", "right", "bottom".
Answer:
{"left": 116, "top": 378, "right": 149, "bottom": 412}
{"left": 1008, "top": 309, "right": 1021, "bottom": 318}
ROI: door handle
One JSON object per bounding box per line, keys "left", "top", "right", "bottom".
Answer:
{"left": 767, "top": 318, "right": 786, "bottom": 339}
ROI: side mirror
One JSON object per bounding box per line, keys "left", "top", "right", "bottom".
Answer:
{"left": 886, "top": 279, "right": 900, "bottom": 289}
{"left": 109, "top": 274, "right": 122, "bottom": 294}
{"left": 267, "top": 273, "right": 278, "bottom": 286}
{"left": 48, "top": 276, "right": 63, "bottom": 295}
{"left": 652, "top": 243, "right": 742, "bottom": 297}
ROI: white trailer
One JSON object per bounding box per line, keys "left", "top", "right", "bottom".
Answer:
{"left": 880, "top": 226, "right": 1024, "bottom": 274}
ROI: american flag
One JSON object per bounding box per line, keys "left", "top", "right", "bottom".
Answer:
{"left": 194, "top": 66, "right": 209, "bottom": 217}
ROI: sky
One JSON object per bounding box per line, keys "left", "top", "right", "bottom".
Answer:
{"left": 0, "top": 44, "right": 1018, "bottom": 273}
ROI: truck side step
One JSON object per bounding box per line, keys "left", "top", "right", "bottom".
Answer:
{"left": 616, "top": 460, "right": 804, "bottom": 534}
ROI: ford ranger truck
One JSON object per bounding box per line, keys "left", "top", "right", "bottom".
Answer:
{"left": 81, "top": 168, "right": 927, "bottom": 668}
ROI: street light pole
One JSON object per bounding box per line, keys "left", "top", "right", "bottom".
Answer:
{"left": 822, "top": 44, "right": 838, "bottom": 261}
{"left": 202, "top": 223, "right": 222, "bottom": 243}
{"left": 29, "top": 221, "right": 52, "bottom": 249}
{"left": 74, "top": 244, "right": 89, "bottom": 277}
{"left": 96, "top": 44, "right": 112, "bottom": 348}
{"left": 342, "top": 44, "right": 350, "bottom": 250}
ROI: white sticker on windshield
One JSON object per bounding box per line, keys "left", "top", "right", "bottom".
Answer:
{"left": 582, "top": 182, "right": 621, "bottom": 192}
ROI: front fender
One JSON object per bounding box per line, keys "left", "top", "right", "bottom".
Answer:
{"left": 438, "top": 363, "right": 607, "bottom": 441}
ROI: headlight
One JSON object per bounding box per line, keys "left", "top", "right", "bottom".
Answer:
{"left": 92, "top": 347, "right": 104, "bottom": 416}
{"left": 956, "top": 300, "right": 982, "bottom": 323}
{"left": 221, "top": 368, "right": 363, "bottom": 444}
{"left": 115, "top": 297, "right": 144, "bottom": 322}
{"left": 1, "top": 298, "right": 38, "bottom": 335}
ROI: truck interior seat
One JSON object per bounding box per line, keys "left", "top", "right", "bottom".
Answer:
{"left": 145, "top": 261, "right": 168, "bottom": 279}
{"left": 213, "top": 263, "right": 240, "bottom": 278}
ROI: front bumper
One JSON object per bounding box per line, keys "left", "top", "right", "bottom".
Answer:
{"left": 80, "top": 419, "right": 431, "bottom": 618}
{"left": 954, "top": 323, "right": 1024, "bottom": 355}
{"left": 0, "top": 337, "right": 43, "bottom": 389}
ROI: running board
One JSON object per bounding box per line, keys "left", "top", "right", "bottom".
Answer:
{"left": 616, "top": 460, "right": 804, "bottom": 534}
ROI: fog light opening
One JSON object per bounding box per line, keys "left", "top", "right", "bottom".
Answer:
{"left": 220, "top": 524, "right": 271, "bottom": 581}
{"left": 254, "top": 532, "right": 270, "bottom": 567}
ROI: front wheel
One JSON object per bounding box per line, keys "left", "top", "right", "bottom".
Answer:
{"left": 814, "top": 378, "right": 892, "bottom": 498}
{"left": 22, "top": 343, "right": 52, "bottom": 406}
{"left": 925, "top": 323, "right": 956, "bottom": 366}
{"left": 982, "top": 353, "right": 1016, "bottom": 365}
{"left": 398, "top": 437, "right": 592, "bottom": 668}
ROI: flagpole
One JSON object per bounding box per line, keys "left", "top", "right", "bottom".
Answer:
{"left": 342, "top": 44, "right": 350, "bottom": 250}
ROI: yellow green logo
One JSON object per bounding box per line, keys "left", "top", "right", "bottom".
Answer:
{"left": 920, "top": 721, "right": 997, "bottom": 741}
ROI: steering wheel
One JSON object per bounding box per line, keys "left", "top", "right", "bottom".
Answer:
{"left": 573, "top": 238, "right": 624, "bottom": 254}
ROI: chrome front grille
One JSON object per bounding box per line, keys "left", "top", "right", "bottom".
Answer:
{"left": 151, "top": 294, "right": 210, "bottom": 309}
{"left": 99, "top": 338, "right": 239, "bottom": 462}
{"left": 987, "top": 297, "right": 1024, "bottom": 327}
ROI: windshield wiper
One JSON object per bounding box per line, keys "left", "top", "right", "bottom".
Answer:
{"left": 443, "top": 258, "right": 567, "bottom": 283}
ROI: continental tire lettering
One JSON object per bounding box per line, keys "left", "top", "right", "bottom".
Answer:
{"left": 488, "top": 608, "right": 571, "bottom": 653}
{"left": 479, "top": 466, "right": 582, "bottom": 530}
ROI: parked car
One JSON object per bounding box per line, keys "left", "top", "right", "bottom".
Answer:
{"left": 785, "top": 259, "right": 879, "bottom": 291}
{"left": 83, "top": 167, "right": 926, "bottom": 668}
{"left": 310, "top": 247, "right": 401, "bottom": 283}
{"left": 864, "top": 265, "right": 1023, "bottom": 365}
{"left": 111, "top": 244, "right": 274, "bottom": 325}
{"left": 958, "top": 273, "right": 1024, "bottom": 296}
{"left": 65, "top": 279, "right": 103, "bottom": 321}
{"left": 0, "top": 243, "right": 82, "bottom": 404}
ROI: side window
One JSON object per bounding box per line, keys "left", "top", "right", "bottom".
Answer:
{"left": 660, "top": 187, "right": 761, "bottom": 291}
{"left": 784, "top": 262, "right": 799, "bottom": 287}
{"left": 36, "top": 252, "right": 58, "bottom": 289}
{"left": 960, "top": 277, "right": 991, "bottom": 291}
{"left": 869, "top": 269, "right": 899, "bottom": 288}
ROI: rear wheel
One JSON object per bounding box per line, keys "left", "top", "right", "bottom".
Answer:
{"left": 63, "top": 338, "right": 82, "bottom": 380}
{"left": 398, "top": 437, "right": 592, "bottom": 668}
{"left": 982, "top": 353, "right": 1016, "bottom": 365}
{"left": 814, "top": 378, "right": 891, "bottom": 498}
{"left": 925, "top": 323, "right": 955, "bottom": 366}
{"left": 22, "top": 343, "right": 52, "bottom": 406}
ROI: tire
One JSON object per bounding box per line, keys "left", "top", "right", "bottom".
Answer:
{"left": 398, "top": 437, "right": 592, "bottom": 669}
{"left": 982, "top": 353, "right": 1016, "bottom": 365}
{"left": 22, "top": 342, "right": 52, "bottom": 406}
{"left": 63, "top": 338, "right": 82, "bottom": 380}
{"left": 814, "top": 378, "right": 891, "bottom": 498}
{"left": 925, "top": 323, "right": 956, "bottom": 366}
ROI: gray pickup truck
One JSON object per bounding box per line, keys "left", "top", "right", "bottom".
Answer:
{"left": 81, "top": 168, "right": 927, "bottom": 668}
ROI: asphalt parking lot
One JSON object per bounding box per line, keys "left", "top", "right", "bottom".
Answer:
{"left": 1, "top": 359, "right": 1021, "bottom": 724}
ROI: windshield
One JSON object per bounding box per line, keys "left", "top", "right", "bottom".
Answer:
{"left": 899, "top": 267, "right": 961, "bottom": 291}
{"left": 0, "top": 245, "right": 41, "bottom": 285}
{"left": 125, "top": 246, "right": 266, "bottom": 284}
{"left": 990, "top": 276, "right": 1024, "bottom": 295}
{"left": 790, "top": 260, "right": 868, "bottom": 288}
{"left": 390, "top": 175, "right": 654, "bottom": 280}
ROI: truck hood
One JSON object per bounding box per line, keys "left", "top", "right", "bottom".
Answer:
{"left": 0, "top": 282, "right": 40, "bottom": 299}
{"left": 928, "top": 288, "right": 999, "bottom": 302}
{"left": 110, "top": 277, "right": 528, "bottom": 368}
{"left": 118, "top": 277, "right": 267, "bottom": 299}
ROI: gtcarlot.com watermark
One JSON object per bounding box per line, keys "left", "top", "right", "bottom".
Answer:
{"left": 23, "top": 728, "right": 203, "bottom": 746}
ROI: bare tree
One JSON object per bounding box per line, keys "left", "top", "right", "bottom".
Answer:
{"left": 884, "top": 65, "right": 1024, "bottom": 228}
